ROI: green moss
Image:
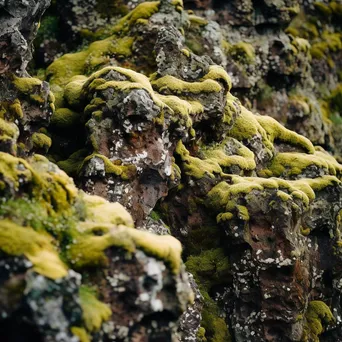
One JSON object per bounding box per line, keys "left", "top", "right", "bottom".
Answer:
{"left": 67, "top": 220, "right": 183, "bottom": 273}
{"left": 329, "top": 84, "right": 342, "bottom": 113}
{"left": 0, "top": 117, "right": 19, "bottom": 141}
{"left": 188, "top": 14, "right": 208, "bottom": 26}
{"left": 152, "top": 75, "right": 222, "bottom": 94}
{"left": 206, "top": 175, "right": 340, "bottom": 220}
{"left": 0, "top": 152, "right": 33, "bottom": 190}
{"left": 46, "top": 36, "right": 134, "bottom": 87}
{"left": 79, "top": 286, "right": 111, "bottom": 332}
{"left": 229, "top": 107, "right": 314, "bottom": 154}
{"left": 286, "top": 27, "right": 300, "bottom": 37}
{"left": 186, "top": 248, "right": 231, "bottom": 342}
{"left": 303, "top": 301, "right": 335, "bottom": 341}
{"left": 228, "top": 42, "right": 255, "bottom": 64}
{"left": 81, "top": 154, "right": 137, "bottom": 180}
{"left": 71, "top": 327, "right": 90, "bottom": 342}
{"left": 186, "top": 248, "right": 229, "bottom": 287}
{"left": 32, "top": 132, "right": 52, "bottom": 150}
{"left": 8, "top": 99, "right": 24, "bottom": 119}
{"left": 330, "top": 1, "right": 342, "bottom": 17}
{"left": 150, "top": 210, "right": 161, "bottom": 220}
{"left": 51, "top": 108, "right": 82, "bottom": 128}
{"left": 12, "top": 76, "right": 42, "bottom": 94}
{"left": 57, "top": 149, "right": 88, "bottom": 175}
{"left": 113, "top": 1, "right": 160, "bottom": 34}
{"left": 35, "top": 15, "right": 59, "bottom": 48}
{"left": 197, "top": 327, "right": 207, "bottom": 342}
{"left": 180, "top": 48, "right": 190, "bottom": 58}
{"left": 264, "top": 151, "right": 342, "bottom": 178}
{"left": 0, "top": 219, "right": 68, "bottom": 279}
{"left": 175, "top": 137, "right": 256, "bottom": 180}
{"left": 201, "top": 310, "right": 231, "bottom": 342}
{"left": 310, "top": 32, "right": 342, "bottom": 60}
{"left": 202, "top": 65, "right": 233, "bottom": 92}
{"left": 82, "top": 193, "right": 134, "bottom": 227}
{"left": 314, "top": 2, "right": 332, "bottom": 16}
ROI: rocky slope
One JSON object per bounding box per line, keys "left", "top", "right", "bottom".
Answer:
{"left": 0, "top": 0, "right": 342, "bottom": 341}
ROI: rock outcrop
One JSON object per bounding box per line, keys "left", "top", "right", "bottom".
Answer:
{"left": 0, "top": 0, "right": 342, "bottom": 342}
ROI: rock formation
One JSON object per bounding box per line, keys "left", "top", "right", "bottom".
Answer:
{"left": 0, "top": 0, "right": 342, "bottom": 341}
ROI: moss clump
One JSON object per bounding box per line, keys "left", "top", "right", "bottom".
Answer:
{"left": 81, "top": 154, "right": 137, "bottom": 180}
{"left": 188, "top": 14, "right": 208, "bottom": 26}
{"left": 0, "top": 219, "right": 68, "bottom": 279}
{"left": 314, "top": 2, "right": 332, "bottom": 16}
{"left": 0, "top": 117, "right": 19, "bottom": 143}
{"left": 71, "top": 327, "right": 90, "bottom": 342}
{"left": 12, "top": 76, "right": 42, "bottom": 94}
{"left": 186, "top": 248, "right": 231, "bottom": 342}
{"left": 329, "top": 84, "right": 342, "bottom": 113}
{"left": 82, "top": 194, "right": 134, "bottom": 227}
{"left": 264, "top": 150, "right": 342, "bottom": 178}
{"left": 51, "top": 108, "right": 82, "bottom": 128}
{"left": 57, "top": 149, "right": 89, "bottom": 175}
{"left": 152, "top": 75, "right": 223, "bottom": 94}
{"left": 310, "top": 32, "right": 342, "bottom": 60}
{"left": 67, "top": 221, "right": 183, "bottom": 273}
{"left": 228, "top": 42, "right": 255, "bottom": 64}
{"left": 175, "top": 138, "right": 255, "bottom": 180}
{"left": 32, "top": 132, "right": 52, "bottom": 150}
{"left": 229, "top": 107, "right": 314, "bottom": 154}
{"left": 303, "top": 301, "right": 335, "bottom": 341}
{"left": 46, "top": 37, "right": 135, "bottom": 87}
{"left": 79, "top": 286, "right": 111, "bottom": 332}
{"left": 206, "top": 175, "right": 340, "bottom": 220}
{"left": 112, "top": 1, "right": 160, "bottom": 35}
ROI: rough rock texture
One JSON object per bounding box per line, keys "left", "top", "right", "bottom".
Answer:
{"left": 1, "top": 0, "right": 342, "bottom": 342}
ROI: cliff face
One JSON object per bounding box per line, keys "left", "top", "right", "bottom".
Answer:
{"left": 0, "top": 0, "right": 342, "bottom": 341}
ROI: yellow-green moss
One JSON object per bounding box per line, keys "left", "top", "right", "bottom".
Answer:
{"left": 181, "top": 48, "right": 191, "bottom": 57}
{"left": 51, "top": 108, "right": 82, "bottom": 128}
{"left": 12, "top": 76, "right": 42, "bottom": 94}
{"left": 206, "top": 175, "right": 340, "bottom": 220}
{"left": 82, "top": 193, "right": 134, "bottom": 227}
{"left": 9, "top": 99, "right": 24, "bottom": 119}
{"left": 32, "top": 132, "right": 52, "bottom": 150}
{"left": 152, "top": 75, "right": 222, "bottom": 94}
{"left": 71, "top": 327, "right": 90, "bottom": 342}
{"left": 314, "top": 2, "right": 332, "bottom": 16}
{"left": 229, "top": 107, "right": 314, "bottom": 154}
{"left": 57, "top": 149, "right": 88, "bottom": 175}
{"left": 202, "top": 65, "right": 232, "bottom": 92}
{"left": 228, "top": 42, "right": 255, "bottom": 64}
{"left": 0, "top": 219, "right": 67, "bottom": 279}
{"left": 67, "top": 222, "right": 182, "bottom": 273}
{"left": 46, "top": 36, "right": 135, "bottom": 87}
{"left": 264, "top": 150, "right": 342, "bottom": 178}
{"left": 186, "top": 248, "right": 231, "bottom": 342}
{"left": 113, "top": 1, "right": 160, "bottom": 34}
{"left": 303, "top": 301, "right": 335, "bottom": 341}
{"left": 0, "top": 152, "right": 33, "bottom": 190}
{"left": 188, "top": 14, "right": 208, "bottom": 26}
{"left": 79, "top": 286, "right": 111, "bottom": 332}
{"left": 81, "top": 153, "right": 136, "bottom": 180}
{"left": 0, "top": 117, "right": 19, "bottom": 141}
{"left": 175, "top": 137, "right": 256, "bottom": 180}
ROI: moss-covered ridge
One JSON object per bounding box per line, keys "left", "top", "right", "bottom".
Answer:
{"left": 0, "top": 151, "right": 189, "bottom": 337}
{"left": 0, "top": 152, "right": 184, "bottom": 274}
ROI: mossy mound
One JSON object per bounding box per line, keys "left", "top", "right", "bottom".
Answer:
{"left": 0, "top": 151, "right": 190, "bottom": 339}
